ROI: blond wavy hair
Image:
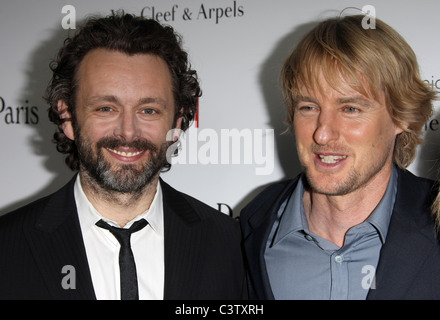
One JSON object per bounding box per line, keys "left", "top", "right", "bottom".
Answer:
{"left": 281, "top": 15, "right": 435, "bottom": 169}
{"left": 432, "top": 189, "right": 440, "bottom": 228}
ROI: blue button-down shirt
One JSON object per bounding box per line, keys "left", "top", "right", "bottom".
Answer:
{"left": 265, "top": 166, "right": 398, "bottom": 300}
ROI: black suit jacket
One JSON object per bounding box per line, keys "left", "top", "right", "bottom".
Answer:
{"left": 0, "top": 176, "right": 246, "bottom": 300}
{"left": 240, "top": 168, "right": 440, "bottom": 299}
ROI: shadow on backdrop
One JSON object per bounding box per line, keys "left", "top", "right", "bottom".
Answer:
{"left": 417, "top": 107, "right": 440, "bottom": 182}
{"left": 233, "top": 21, "right": 319, "bottom": 217}
{"left": 0, "top": 23, "right": 81, "bottom": 215}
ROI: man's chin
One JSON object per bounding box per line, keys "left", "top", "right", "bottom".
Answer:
{"left": 98, "top": 158, "right": 165, "bottom": 193}
{"left": 97, "top": 172, "right": 155, "bottom": 193}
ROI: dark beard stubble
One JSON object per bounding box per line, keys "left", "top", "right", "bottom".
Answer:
{"left": 76, "top": 133, "right": 171, "bottom": 195}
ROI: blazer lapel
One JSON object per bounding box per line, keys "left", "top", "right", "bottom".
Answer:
{"left": 160, "top": 179, "right": 208, "bottom": 300}
{"left": 24, "top": 176, "right": 96, "bottom": 299}
{"left": 367, "top": 169, "right": 437, "bottom": 299}
{"left": 244, "top": 213, "right": 276, "bottom": 299}
{"left": 242, "top": 177, "right": 299, "bottom": 300}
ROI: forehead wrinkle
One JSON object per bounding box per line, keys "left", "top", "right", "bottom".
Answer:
{"left": 338, "top": 96, "right": 373, "bottom": 108}
{"left": 85, "top": 95, "right": 169, "bottom": 109}
{"left": 137, "top": 97, "right": 169, "bottom": 108}
{"left": 296, "top": 51, "right": 377, "bottom": 100}
{"left": 296, "top": 69, "right": 379, "bottom": 107}
{"left": 84, "top": 95, "right": 120, "bottom": 107}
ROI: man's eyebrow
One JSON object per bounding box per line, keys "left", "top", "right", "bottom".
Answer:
{"left": 137, "top": 97, "right": 168, "bottom": 107}
{"left": 295, "top": 96, "right": 319, "bottom": 105}
{"left": 85, "top": 95, "right": 169, "bottom": 107}
{"left": 338, "top": 97, "right": 372, "bottom": 108}
{"left": 86, "top": 95, "right": 119, "bottom": 106}
{"left": 294, "top": 96, "right": 373, "bottom": 108}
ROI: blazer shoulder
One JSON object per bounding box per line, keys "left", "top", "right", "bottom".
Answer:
{"left": 0, "top": 193, "right": 52, "bottom": 230}
{"left": 182, "top": 190, "right": 236, "bottom": 225}
{"left": 240, "top": 176, "right": 300, "bottom": 223}
{"left": 395, "top": 168, "right": 437, "bottom": 227}
{"left": 400, "top": 168, "right": 435, "bottom": 187}
{"left": 244, "top": 179, "right": 294, "bottom": 209}
{"left": 0, "top": 175, "right": 76, "bottom": 232}
{"left": 159, "top": 178, "right": 238, "bottom": 228}
{"left": 397, "top": 168, "right": 436, "bottom": 207}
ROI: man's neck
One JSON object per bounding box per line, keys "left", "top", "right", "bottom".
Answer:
{"left": 303, "top": 168, "right": 392, "bottom": 248}
{"left": 79, "top": 171, "right": 159, "bottom": 227}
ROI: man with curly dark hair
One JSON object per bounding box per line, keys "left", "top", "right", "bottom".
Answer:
{"left": 0, "top": 12, "right": 246, "bottom": 300}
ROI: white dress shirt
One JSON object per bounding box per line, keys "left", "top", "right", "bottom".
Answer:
{"left": 74, "top": 175, "right": 165, "bottom": 300}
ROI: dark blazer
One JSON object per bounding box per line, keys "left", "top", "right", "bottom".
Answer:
{"left": 0, "top": 176, "right": 246, "bottom": 300}
{"left": 240, "top": 168, "right": 440, "bottom": 299}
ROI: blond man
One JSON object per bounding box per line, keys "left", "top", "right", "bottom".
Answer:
{"left": 240, "top": 15, "right": 439, "bottom": 299}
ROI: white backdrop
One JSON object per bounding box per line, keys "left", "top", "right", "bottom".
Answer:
{"left": 1, "top": 0, "right": 439, "bottom": 217}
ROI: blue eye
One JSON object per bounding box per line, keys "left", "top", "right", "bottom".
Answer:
{"left": 344, "top": 106, "right": 359, "bottom": 113}
{"left": 140, "top": 108, "right": 161, "bottom": 120}
{"left": 98, "top": 106, "right": 113, "bottom": 112}
{"left": 143, "top": 108, "right": 156, "bottom": 115}
{"left": 297, "top": 105, "right": 318, "bottom": 114}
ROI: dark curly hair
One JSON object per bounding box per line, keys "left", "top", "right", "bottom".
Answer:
{"left": 45, "top": 11, "right": 201, "bottom": 171}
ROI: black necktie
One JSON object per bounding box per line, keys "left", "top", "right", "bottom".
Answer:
{"left": 96, "top": 218, "right": 148, "bottom": 300}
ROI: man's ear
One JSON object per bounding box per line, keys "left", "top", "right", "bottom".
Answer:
{"left": 58, "top": 100, "right": 75, "bottom": 140}
{"left": 173, "top": 108, "right": 186, "bottom": 141}
{"left": 395, "top": 121, "right": 409, "bottom": 136}
{"left": 171, "top": 116, "right": 183, "bottom": 142}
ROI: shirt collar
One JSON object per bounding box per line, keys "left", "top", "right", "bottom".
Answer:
{"left": 74, "top": 175, "right": 164, "bottom": 236}
{"left": 271, "top": 175, "right": 307, "bottom": 245}
{"left": 365, "top": 165, "right": 398, "bottom": 243}
{"left": 273, "top": 166, "right": 398, "bottom": 245}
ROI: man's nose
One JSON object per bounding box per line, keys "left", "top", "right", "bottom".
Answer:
{"left": 313, "top": 110, "right": 339, "bottom": 145}
{"left": 114, "top": 111, "right": 141, "bottom": 141}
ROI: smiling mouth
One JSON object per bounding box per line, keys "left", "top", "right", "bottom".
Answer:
{"left": 106, "top": 148, "right": 144, "bottom": 158}
{"left": 318, "top": 154, "right": 347, "bottom": 164}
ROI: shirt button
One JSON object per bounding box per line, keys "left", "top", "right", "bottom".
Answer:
{"left": 334, "top": 255, "right": 343, "bottom": 263}
{"left": 305, "top": 234, "right": 313, "bottom": 241}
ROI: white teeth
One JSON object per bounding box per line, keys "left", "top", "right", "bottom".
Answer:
{"left": 107, "top": 148, "right": 143, "bottom": 157}
{"left": 319, "top": 155, "right": 347, "bottom": 164}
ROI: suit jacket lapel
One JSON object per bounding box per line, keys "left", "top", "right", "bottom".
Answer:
{"left": 244, "top": 213, "right": 276, "bottom": 299}
{"left": 367, "top": 169, "right": 437, "bottom": 299}
{"left": 24, "top": 176, "right": 96, "bottom": 299}
{"left": 242, "top": 177, "right": 299, "bottom": 299}
{"left": 160, "top": 179, "right": 208, "bottom": 300}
